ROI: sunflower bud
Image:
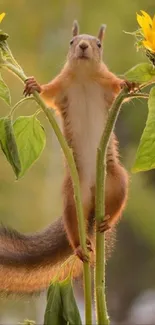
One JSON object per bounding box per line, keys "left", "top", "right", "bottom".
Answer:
{"left": 0, "top": 31, "right": 9, "bottom": 42}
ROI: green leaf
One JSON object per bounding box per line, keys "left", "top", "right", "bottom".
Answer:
{"left": 0, "top": 73, "right": 11, "bottom": 105}
{"left": 44, "top": 282, "right": 67, "bottom": 325}
{"left": 132, "top": 87, "right": 155, "bottom": 172}
{"left": 60, "top": 276, "right": 82, "bottom": 325}
{"left": 124, "top": 63, "right": 155, "bottom": 84}
{"left": 0, "top": 115, "right": 45, "bottom": 179}
{"left": 13, "top": 116, "right": 46, "bottom": 178}
{"left": 0, "top": 116, "right": 21, "bottom": 176}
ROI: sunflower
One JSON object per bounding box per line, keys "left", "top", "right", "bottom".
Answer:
{"left": 137, "top": 11, "right": 155, "bottom": 53}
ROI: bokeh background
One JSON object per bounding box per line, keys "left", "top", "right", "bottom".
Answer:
{"left": 0, "top": 0, "right": 155, "bottom": 324}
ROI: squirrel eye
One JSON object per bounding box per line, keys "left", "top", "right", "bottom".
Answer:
{"left": 70, "top": 39, "right": 74, "bottom": 45}
{"left": 97, "top": 41, "right": 101, "bottom": 48}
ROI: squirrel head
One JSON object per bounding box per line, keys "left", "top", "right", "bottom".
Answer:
{"left": 67, "top": 21, "right": 106, "bottom": 70}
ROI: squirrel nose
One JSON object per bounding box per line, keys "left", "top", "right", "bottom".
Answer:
{"left": 79, "top": 42, "right": 89, "bottom": 50}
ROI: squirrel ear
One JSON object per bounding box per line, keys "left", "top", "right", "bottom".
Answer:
{"left": 72, "top": 20, "right": 79, "bottom": 37}
{"left": 97, "top": 24, "right": 107, "bottom": 42}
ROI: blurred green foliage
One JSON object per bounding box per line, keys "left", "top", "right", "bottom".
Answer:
{"left": 0, "top": 0, "right": 155, "bottom": 323}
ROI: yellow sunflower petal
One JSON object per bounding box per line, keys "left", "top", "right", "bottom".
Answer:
{"left": 0, "top": 12, "right": 5, "bottom": 23}
{"left": 152, "top": 15, "right": 155, "bottom": 31}
{"left": 141, "top": 10, "right": 152, "bottom": 26}
{"left": 143, "top": 40, "right": 152, "bottom": 50}
{"left": 143, "top": 40, "right": 155, "bottom": 52}
{"left": 152, "top": 31, "right": 155, "bottom": 49}
{"left": 137, "top": 13, "right": 145, "bottom": 28}
{"left": 150, "top": 46, "right": 155, "bottom": 53}
{"left": 142, "top": 27, "right": 152, "bottom": 40}
{"left": 146, "top": 29, "right": 154, "bottom": 43}
{"left": 137, "top": 13, "right": 152, "bottom": 37}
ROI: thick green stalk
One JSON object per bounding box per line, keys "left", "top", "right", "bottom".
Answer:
{"left": 4, "top": 62, "right": 92, "bottom": 325}
{"left": 94, "top": 88, "right": 148, "bottom": 324}
{"left": 95, "top": 89, "right": 128, "bottom": 325}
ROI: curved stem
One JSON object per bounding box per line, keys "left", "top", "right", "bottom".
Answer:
{"left": 3, "top": 61, "right": 27, "bottom": 81}
{"left": 95, "top": 87, "right": 147, "bottom": 324}
{"left": 95, "top": 88, "right": 129, "bottom": 325}
{"left": 9, "top": 97, "right": 34, "bottom": 117}
{"left": 139, "top": 80, "right": 155, "bottom": 90}
{"left": 129, "top": 92, "right": 149, "bottom": 99}
{"left": 52, "top": 255, "right": 76, "bottom": 283}
{"left": 1, "top": 41, "right": 23, "bottom": 70}
{"left": 4, "top": 61, "right": 92, "bottom": 325}
{"left": 34, "top": 108, "right": 42, "bottom": 116}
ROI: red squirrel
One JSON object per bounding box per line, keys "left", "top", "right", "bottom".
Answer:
{"left": 0, "top": 22, "right": 133, "bottom": 294}
{"left": 24, "top": 21, "right": 129, "bottom": 260}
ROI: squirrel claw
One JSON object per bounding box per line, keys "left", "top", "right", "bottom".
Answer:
{"left": 74, "top": 237, "right": 93, "bottom": 262}
{"left": 120, "top": 80, "right": 139, "bottom": 93}
{"left": 97, "top": 215, "right": 111, "bottom": 233}
{"left": 86, "top": 237, "right": 94, "bottom": 253}
{"left": 74, "top": 245, "right": 89, "bottom": 262}
{"left": 23, "top": 77, "right": 42, "bottom": 97}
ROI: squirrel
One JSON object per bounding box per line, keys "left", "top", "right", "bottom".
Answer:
{"left": 0, "top": 21, "right": 134, "bottom": 294}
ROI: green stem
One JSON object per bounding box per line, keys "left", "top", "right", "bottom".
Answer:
{"left": 4, "top": 61, "right": 92, "bottom": 325}
{"left": 52, "top": 255, "right": 76, "bottom": 283}
{"left": 95, "top": 87, "right": 147, "bottom": 324}
{"left": 34, "top": 108, "right": 42, "bottom": 116}
{"left": 5, "top": 43, "right": 22, "bottom": 69}
{"left": 139, "top": 80, "right": 155, "bottom": 90}
{"left": 34, "top": 92, "right": 92, "bottom": 325}
{"left": 95, "top": 88, "right": 129, "bottom": 325}
{"left": 129, "top": 92, "right": 149, "bottom": 99}
{"left": 9, "top": 97, "right": 34, "bottom": 117}
{"left": 4, "top": 61, "right": 26, "bottom": 81}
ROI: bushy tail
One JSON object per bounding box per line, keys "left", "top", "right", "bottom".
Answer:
{"left": 0, "top": 212, "right": 114, "bottom": 295}
{"left": 0, "top": 217, "right": 82, "bottom": 294}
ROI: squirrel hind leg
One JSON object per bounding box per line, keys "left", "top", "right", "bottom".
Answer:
{"left": 105, "top": 164, "right": 128, "bottom": 227}
{"left": 62, "top": 174, "right": 94, "bottom": 261}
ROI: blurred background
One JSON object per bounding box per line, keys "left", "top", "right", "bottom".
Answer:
{"left": 0, "top": 0, "right": 155, "bottom": 324}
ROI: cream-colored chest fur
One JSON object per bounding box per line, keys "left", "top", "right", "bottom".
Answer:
{"left": 66, "top": 80, "right": 108, "bottom": 185}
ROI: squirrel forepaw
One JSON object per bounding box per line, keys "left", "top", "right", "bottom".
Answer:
{"left": 23, "top": 77, "right": 42, "bottom": 96}
{"left": 120, "top": 80, "right": 139, "bottom": 93}
{"left": 74, "top": 238, "right": 93, "bottom": 262}
{"left": 86, "top": 237, "right": 94, "bottom": 252}
{"left": 74, "top": 245, "right": 89, "bottom": 262}
{"left": 97, "top": 215, "right": 111, "bottom": 233}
